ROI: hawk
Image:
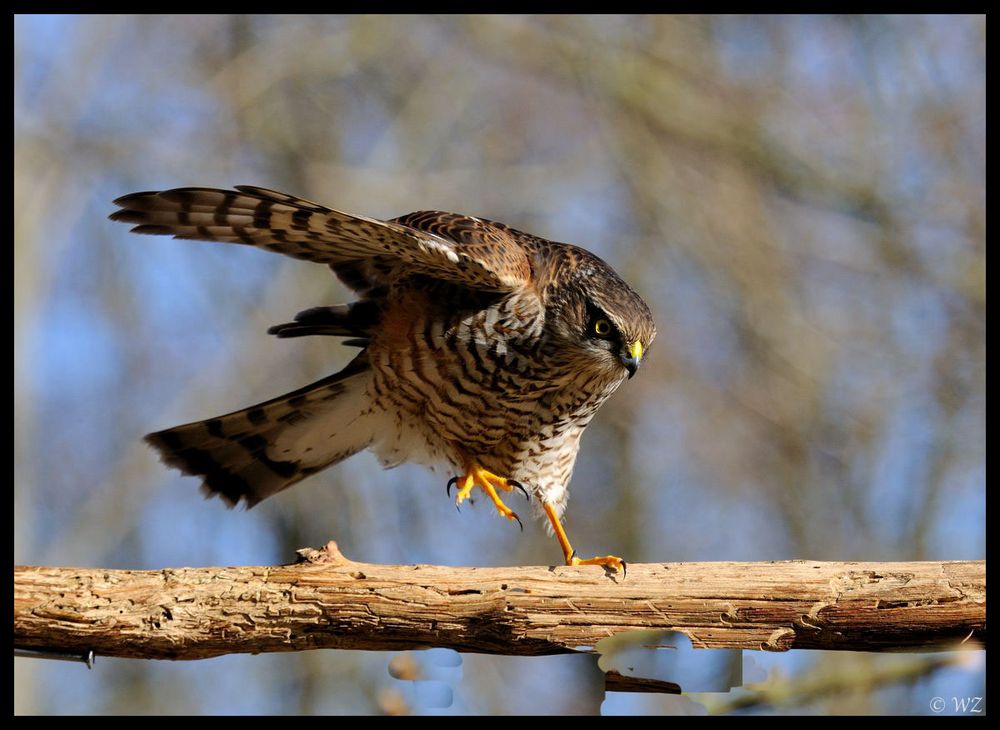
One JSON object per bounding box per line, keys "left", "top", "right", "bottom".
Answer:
{"left": 111, "top": 186, "right": 655, "bottom": 572}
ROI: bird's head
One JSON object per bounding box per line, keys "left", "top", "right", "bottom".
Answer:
{"left": 544, "top": 247, "right": 656, "bottom": 382}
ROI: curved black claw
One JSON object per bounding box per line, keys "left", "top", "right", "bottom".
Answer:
{"left": 508, "top": 479, "right": 530, "bottom": 502}
{"left": 621, "top": 559, "right": 628, "bottom": 579}
{"left": 512, "top": 512, "right": 523, "bottom": 532}
{"left": 446, "top": 476, "right": 458, "bottom": 498}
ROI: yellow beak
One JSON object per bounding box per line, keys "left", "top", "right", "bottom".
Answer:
{"left": 623, "top": 341, "right": 643, "bottom": 378}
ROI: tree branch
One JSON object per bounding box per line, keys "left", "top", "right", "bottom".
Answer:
{"left": 701, "top": 653, "right": 972, "bottom": 714}
{"left": 13, "top": 542, "right": 985, "bottom": 661}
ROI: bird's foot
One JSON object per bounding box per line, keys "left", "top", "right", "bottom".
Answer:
{"left": 542, "top": 502, "right": 627, "bottom": 578}
{"left": 447, "top": 465, "right": 529, "bottom": 530}
{"left": 568, "top": 552, "right": 627, "bottom": 576}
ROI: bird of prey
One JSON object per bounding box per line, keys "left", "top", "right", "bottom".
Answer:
{"left": 111, "top": 186, "right": 655, "bottom": 572}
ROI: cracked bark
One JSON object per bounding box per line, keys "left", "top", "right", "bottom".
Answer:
{"left": 13, "top": 542, "right": 985, "bottom": 661}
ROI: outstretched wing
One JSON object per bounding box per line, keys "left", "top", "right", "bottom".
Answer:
{"left": 110, "top": 185, "right": 531, "bottom": 292}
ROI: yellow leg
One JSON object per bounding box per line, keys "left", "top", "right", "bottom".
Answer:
{"left": 543, "top": 502, "right": 626, "bottom": 575}
{"left": 447, "top": 463, "right": 529, "bottom": 530}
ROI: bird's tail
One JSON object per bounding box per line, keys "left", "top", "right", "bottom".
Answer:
{"left": 146, "top": 354, "right": 376, "bottom": 507}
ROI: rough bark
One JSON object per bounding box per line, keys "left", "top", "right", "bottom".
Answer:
{"left": 13, "top": 542, "right": 985, "bottom": 660}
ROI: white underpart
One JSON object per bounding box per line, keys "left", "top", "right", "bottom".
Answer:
{"left": 369, "top": 408, "right": 445, "bottom": 470}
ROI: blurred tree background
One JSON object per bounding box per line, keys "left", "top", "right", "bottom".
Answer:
{"left": 14, "top": 14, "right": 984, "bottom": 715}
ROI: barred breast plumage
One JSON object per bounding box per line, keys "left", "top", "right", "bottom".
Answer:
{"left": 111, "top": 185, "right": 655, "bottom": 572}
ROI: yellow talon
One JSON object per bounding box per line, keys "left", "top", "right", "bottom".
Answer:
{"left": 543, "top": 502, "right": 626, "bottom": 576}
{"left": 447, "top": 463, "right": 525, "bottom": 529}
{"left": 570, "top": 554, "right": 627, "bottom": 575}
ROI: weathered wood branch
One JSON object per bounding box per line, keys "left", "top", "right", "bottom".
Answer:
{"left": 14, "top": 542, "right": 985, "bottom": 661}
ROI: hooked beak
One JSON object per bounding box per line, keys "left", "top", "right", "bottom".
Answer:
{"left": 621, "top": 341, "right": 644, "bottom": 379}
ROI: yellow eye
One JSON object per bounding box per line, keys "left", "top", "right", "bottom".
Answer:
{"left": 593, "top": 318, "right": 612, "bottom": 337}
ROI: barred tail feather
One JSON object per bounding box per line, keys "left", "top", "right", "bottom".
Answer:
{"left": 146, "top": 356, "right": 377, "bottom": 508}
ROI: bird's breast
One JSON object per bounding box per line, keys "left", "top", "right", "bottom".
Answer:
{"left": 366, "top": 288, "right": 617, "bottom": 483}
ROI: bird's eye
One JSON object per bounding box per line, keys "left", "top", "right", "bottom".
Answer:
{"left": 593, "top": 318, "right": 613, "bottom": 338}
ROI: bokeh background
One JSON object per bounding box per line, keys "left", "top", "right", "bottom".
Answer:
{"left": 15, "top": 14, "right": 984, "bottom": 715}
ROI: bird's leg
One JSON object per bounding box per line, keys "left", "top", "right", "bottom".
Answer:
{"left": 543, "top": 502, "right": 626, "bottom": 575}
{"left": 447, "top": 463, "right": 529, "bottom": 530}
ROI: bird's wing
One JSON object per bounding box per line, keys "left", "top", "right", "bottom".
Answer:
{"left": 110, "top": 186, "right": 532, "bottom": 292}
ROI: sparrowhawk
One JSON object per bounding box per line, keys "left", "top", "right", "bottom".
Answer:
{"left": 111, "top": 186, "right": 656, "bottom": 572}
